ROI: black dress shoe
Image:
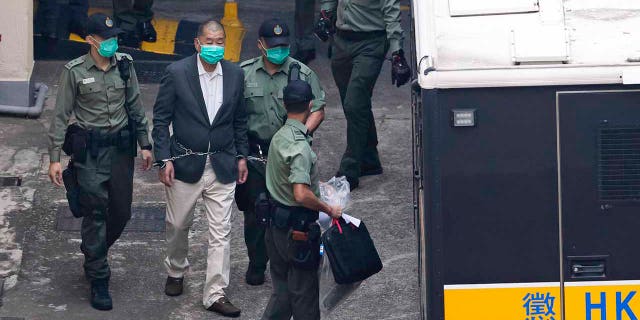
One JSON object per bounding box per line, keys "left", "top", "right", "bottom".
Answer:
{"left": 90, "top": 279, "right": 113, "bottom": 311}
{"left": 139, "top": 21, "right": 157, "bottom": 42}
{"left": 164, "top": 276, "right": 184, "bottom": 296}
{"left": 206, "top": 296, "right": 241, "bottom": 318}
{"left": 245, "top": 269, "right": 265, "bottom": 286}
{"left": 360, "top": 165, "right": 383, "bottom": 177}
{"left": 293, "top": 49, "right": 316, "bottom": 64}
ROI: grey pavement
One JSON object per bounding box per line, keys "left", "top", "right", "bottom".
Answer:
{"left": 0, "top": 0, "right": 418, "bottom": 319}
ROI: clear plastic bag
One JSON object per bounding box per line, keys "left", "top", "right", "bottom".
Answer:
{"left": 318, "top": 176, "right": 351, "bottom": 231}
{"left": 319, "top": 252, "right": 362, "bottom": 316}
{"left": 318, "top": 176, "right": 362, "bottom": 316}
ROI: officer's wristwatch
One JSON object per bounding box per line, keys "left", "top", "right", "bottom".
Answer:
{"left": 141, "top": 145, "right": 152, "bottom": 151}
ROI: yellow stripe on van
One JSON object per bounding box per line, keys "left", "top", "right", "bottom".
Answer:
{"left": 140, "top": 18, "right": 178, "bottom": 55}
{"left": 565, "top": 281, "right": 640, "bottom": 320}
{"left": 444, "top": 282, "right": 561, "bottom": 320}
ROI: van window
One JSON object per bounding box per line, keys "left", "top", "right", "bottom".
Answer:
{"left": 449, "top": 0, "right": 539, "bottom": 17}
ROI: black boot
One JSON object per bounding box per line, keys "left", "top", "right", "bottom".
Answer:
{"left": 336, "top": 171, "right": 359, "bottom": 191}
{"left": 139, "top": 21, "right": 157, "bottom": 42}
{"left": 245, "top": 268, "right": 265, "bottom": 286}
{"left": 164, "top": 276, "right": 184, "bottom": 296}
{"left": 90, "top": 279, "right": 113, "bottom": 311}
{"left": 118, "top": 31, "right": 141, "bottom": 48}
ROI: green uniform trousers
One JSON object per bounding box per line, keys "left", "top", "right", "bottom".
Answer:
{"left": 262, "top": 225, "right": 320, "bottom": 320}
{"left": 294, "top": 0, "right": 316, "bottom": 52}
{"left": 113, "top": 0, "right": 154, "bottom": 32}
{"left": 235, "top": 160, "right": 269, "bottom": 275}
{"left": 75, "top": 146, "right": 134, "bottom": 281}
{"left": 331, "top": 33, "right": 389, "bottom": 179}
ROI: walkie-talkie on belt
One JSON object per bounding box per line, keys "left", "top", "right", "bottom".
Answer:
{"left": 117, "top": 55, "right": 137, "bottom": 157}
{"left": 288, "top": 62, "right": 301, "bottom": 82}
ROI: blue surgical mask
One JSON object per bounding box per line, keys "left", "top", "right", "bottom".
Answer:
{"left": 260, "top": 42, "right": 290, "bottom": 65}
{"left": 198, "top": 40, "right": 225, "bottom": 65}
{"left": 93, "top": 37, "right": 118, "bottom": 58}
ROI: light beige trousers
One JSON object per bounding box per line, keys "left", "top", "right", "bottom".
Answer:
{"left": 164, "top": 158, "right": 236, "bottom": 308}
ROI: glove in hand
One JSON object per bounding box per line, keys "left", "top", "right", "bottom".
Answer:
{"left": 391, "top": 50, "right": 411, "bottom": 87}
{"left": 314, "top": 10, "right": 336, "bottom": 42}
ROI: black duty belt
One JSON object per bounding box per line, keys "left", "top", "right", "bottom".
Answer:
{"left": 336, "top": 29, "right": 386, "bottom": 41}
{"left": 91, "top": 129, "right": 132, "bottom": 148}
{"left": 273, "top": 201, "right": 319, "bottom": 225}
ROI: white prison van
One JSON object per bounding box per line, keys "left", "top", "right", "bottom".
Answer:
{"left": 410, "top": 1, "right": 640, "bottom": 319}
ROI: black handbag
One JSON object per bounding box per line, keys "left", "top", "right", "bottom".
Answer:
{"left": 321, "top": 218, "right": 383, "bottom": 284}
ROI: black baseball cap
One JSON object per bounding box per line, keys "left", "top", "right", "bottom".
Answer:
{"left": 284, "top": 80, "right": 314, "bottom": 105}
{"left": 87, "top": 13, "right": 124, "bottom": 39}
{"left": 258, "top": 18, "right": 290, "bottom": 47}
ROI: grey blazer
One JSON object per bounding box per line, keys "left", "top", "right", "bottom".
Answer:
{"left": 152, "top": 55, "right": 249, "bottom": 184}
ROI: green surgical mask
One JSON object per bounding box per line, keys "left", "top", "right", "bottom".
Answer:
{"left": 262, "top": 43, "right": 290, "bottom": 65}
{"left": 198, "top": 40, "right": 225, "bottom": 64}
{"left": 94, "top": 37, "right": 118, "bottom": 58}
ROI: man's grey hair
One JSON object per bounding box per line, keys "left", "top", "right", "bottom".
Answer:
{"left": 197, "top": 20, "right": 225, "bottom": 37}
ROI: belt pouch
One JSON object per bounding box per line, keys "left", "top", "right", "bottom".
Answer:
{"left": 71, "top": 131, "right": 88, "bottom": 163}
{"left": 62, "top": 160, "right": 83, "bottom": 218}
{"left": 272, "top": 206, "right": 291, "bottom": 229}
{"left": 288, "top": 223, "right": 321, "bottom": 270}
{"left": 254, "top": 192, "right": 272, "bottom": 226}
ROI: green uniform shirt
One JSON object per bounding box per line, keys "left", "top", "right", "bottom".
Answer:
{"left": 240, "top": 56, "right": 325, "bottom": 144}
{"left": 266, "top": 119, "right": 320, "bottom": 207}
{"left": 48, "top": 52, "right": 150, "bottom": 162}
{"left": 320, "top": 0, "right": 404, "bottom": 53}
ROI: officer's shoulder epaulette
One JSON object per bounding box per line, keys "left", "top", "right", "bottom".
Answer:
{"left": 239, "top": 57, "right": 260, "bottom": 68}
{"left": 292, "top": 128, "right": 307, "bottom": 141}
{"left": 115, "top": 52, "right": 134, "bottom": 61}
{"left": 299, "top": 62, "right": 313, "bottom": 76}
{"left": 64, "top": 56, "right": 86, "bottom": 70}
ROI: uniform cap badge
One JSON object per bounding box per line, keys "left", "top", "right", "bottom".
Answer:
{"left": 105, "top": 18, "right": 114, "bottom": 28}
{"left": 274, "top": 25, "right": 283, "bottom": 35}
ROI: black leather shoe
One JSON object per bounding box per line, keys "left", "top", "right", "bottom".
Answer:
{"left": 164, "top": 276, "right": 184, "bottom": 296}
{"left": 336, "top": 172, "right": 359, "bottom": 191}
{"left": 293, "top": 49, "right": 316, "bottom": 64}
{"left": 118, "top": 31, "right": 141, "bottom": 48}
{"left": 140, "top": 21, "right": 157, "bottom": 42}
{"left": 245, "top": 269, "right": 265, "bottom": 286}
{"left": 360, "top": 165, "right": 383, "bottom": 177}
{"left": 90, "top": 279, "right": 113, "bottom": 311}
{"left": 206, "top": 296, "right": 241, "bottom": 318}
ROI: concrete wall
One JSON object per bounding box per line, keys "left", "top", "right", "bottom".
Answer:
{"left": 0, "top": 0, "right": 34, "bottom": 107}
{"left": 0, "top": 0, "right": 34, "bottom": 82}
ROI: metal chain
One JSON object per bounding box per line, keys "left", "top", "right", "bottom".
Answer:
{"left": 247, "top": 155, "right": 267, "bottom": 164}
{"left": 152, "top": 141, "right": 224, "bottom": 167}
{"left": 247, "top": 143, "right": 267, "bottom": 163}
{"left": 153, "top": 141, "right": 268, "bottom": 168}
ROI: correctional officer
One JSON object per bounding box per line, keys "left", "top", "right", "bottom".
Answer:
{"left": 293, "top": 0, "right": 317, "bottom": 64}
{"left": 237, "top": 18, "right": 326, "bottom": 286}
{"left": 47, "top": 13, "right": 152, "bottom": 311}
{"left": 262, "top": 80, "right": 341, "bottom": 320}
{"left": 318, "top": 0, "right": 411, "bottom": 189}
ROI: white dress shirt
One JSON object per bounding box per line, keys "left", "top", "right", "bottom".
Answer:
{"left": 197, "top": 57, "right": 224, "bottom": 124}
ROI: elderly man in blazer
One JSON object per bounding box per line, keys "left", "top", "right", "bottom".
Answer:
{"left": 152, "top": 20, "right": 248, "bottom": 318}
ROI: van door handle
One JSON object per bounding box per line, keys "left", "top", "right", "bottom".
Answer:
{"left": 569, "top": 257, "right": 607, "bottom": 279}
